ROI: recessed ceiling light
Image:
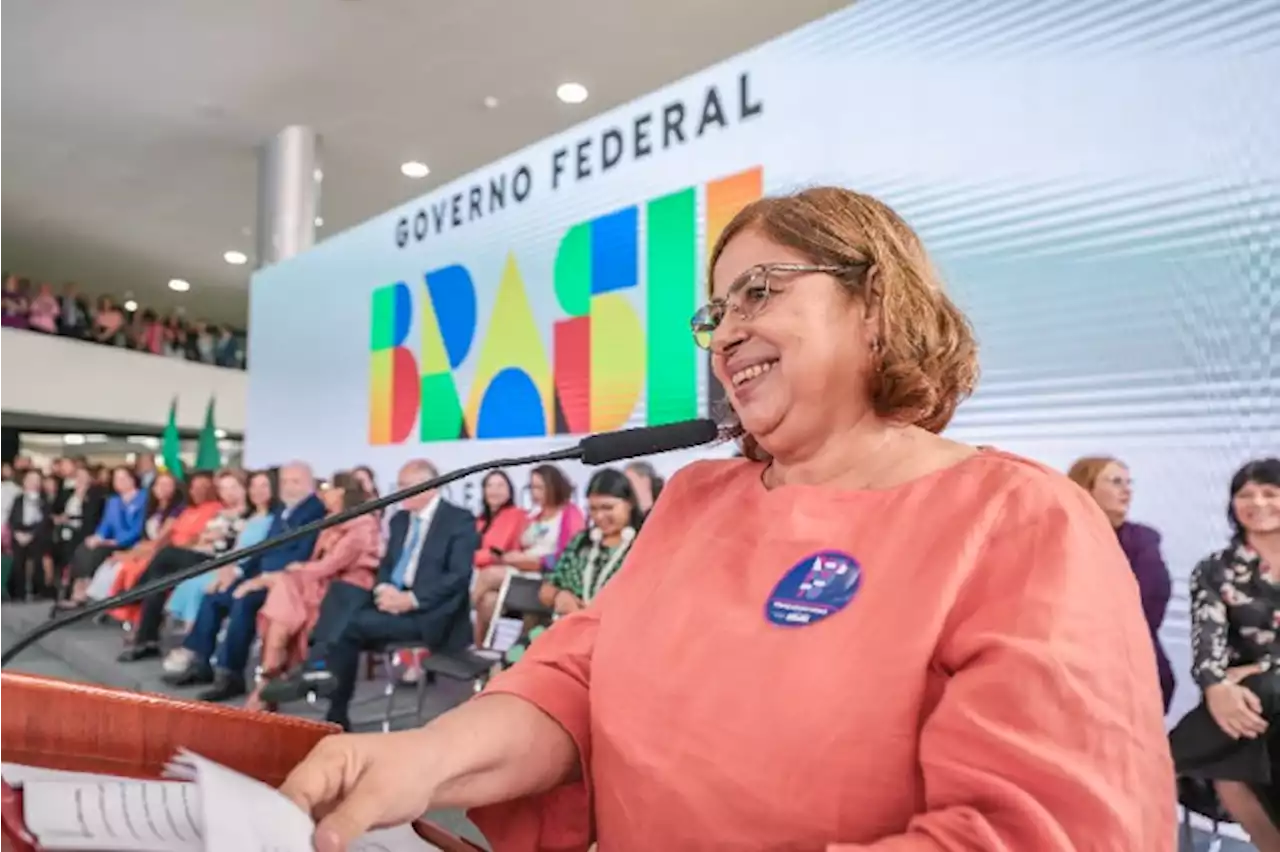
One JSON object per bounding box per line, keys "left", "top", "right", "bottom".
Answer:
{"left": 556, "top": 82, "right": 589, "bottom": 104}
{"left": 223, "top": 250, "right": 248, "bottom": 265}
{"left": 123, "top": 299, "right": 138, "bottom": 312}
{"left": 314, "top": 216, "right": 324, "bottom": 227}
{"left": 483, "top": 96, "right": 499, "bottom": 109}
{"left": 400, "top": 161, "right": 430, "bottom": 179}
{"left": 168, "top": 278, "right": 191, "bottom": 292}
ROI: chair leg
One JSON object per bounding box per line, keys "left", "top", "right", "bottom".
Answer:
{"left": 1207, "top": 819, "right": 1222, "bottom": 852}
{"left": 414, "top": 669, "right": 428, "bottom": 726}
{"left": 381, "top": 653, "right": 397, "bottom": 734}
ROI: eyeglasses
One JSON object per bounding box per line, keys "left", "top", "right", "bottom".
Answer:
{"left": 690, "top": 262, "right": 867, "bottom": 350}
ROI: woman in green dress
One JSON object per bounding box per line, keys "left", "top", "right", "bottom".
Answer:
{"left": 504, "top": 469, "right": 643, "bottom": 666}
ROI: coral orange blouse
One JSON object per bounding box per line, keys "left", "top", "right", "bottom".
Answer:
{"left": 470, "top": 451, "right": 1174, "bottom": 851}
{"left": 475, "top": 506, "right": 530, "bottom": 569}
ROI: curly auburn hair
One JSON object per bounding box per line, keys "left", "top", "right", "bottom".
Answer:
{"left": 708, "top": 187, "right": 979, "bottom": 459}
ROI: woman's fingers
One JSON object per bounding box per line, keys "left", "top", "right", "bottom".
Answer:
{"left": 280, "top": 744, "right": 347, "bottom": 819}
{"left": 313, "top": 782, "right": 386, "bottom": 852}
{"left": 1227, "top": 663, "right": 1266, "bottom": 683}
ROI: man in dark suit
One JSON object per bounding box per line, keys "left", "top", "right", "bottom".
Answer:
{"left": 287, "top": 458, "right": 477, "bottom": 729}
{"left": 163, "top": 461, "right": 325, "bottom": 701}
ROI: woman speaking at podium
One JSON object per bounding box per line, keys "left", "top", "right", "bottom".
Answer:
{"left": 283, "top": 188, "right": 1175, "bottom": 851}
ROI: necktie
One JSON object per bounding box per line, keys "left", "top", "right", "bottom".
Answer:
{"left": 390, "top": 516, "right": 422, "bottom": 588}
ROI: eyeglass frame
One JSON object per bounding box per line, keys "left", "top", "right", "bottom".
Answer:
{"left": 690, "top": 262, "right": 871, "bottom": 350}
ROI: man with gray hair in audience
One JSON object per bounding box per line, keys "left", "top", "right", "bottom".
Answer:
{"left": 164, "top": 461, "right": 326, "bottom": 702}
{"left": 263, "top": 458, "right": 478, "bottom": 730}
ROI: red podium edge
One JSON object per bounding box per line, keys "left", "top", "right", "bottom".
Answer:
{"left": 0, "top": 671, "right": 482, "bottom": 851}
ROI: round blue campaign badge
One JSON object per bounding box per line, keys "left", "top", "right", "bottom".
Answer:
{"left": 765, "top": 550, "right": 862, "bottom": 627}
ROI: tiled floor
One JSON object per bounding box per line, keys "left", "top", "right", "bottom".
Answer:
{"left": 0, "top": 603, "right": 1260, "bottom": 850}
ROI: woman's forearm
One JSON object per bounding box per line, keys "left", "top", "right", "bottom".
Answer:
{"left": 414, "top": 694, "right": 579, "bottom": 810}
{"left": 504, "top": 551, "right": 543, "bottom": 572}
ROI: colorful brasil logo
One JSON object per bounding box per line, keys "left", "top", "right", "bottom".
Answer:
{"left": 369, "top": 166, "right": 761, "bottom": 444}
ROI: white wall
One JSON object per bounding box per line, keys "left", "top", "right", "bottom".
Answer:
{"left": 0, "top": 328, "right": 246, "bottom": 433}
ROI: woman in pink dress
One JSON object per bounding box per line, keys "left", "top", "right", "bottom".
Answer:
{"left": 239, "top": 472, "right": 379, "bottom": 711}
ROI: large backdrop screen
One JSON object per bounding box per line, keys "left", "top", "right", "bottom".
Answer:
{"left": 248, "top": 0, "right": 1280, "bottom": 716}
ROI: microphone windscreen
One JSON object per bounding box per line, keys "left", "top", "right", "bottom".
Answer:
{"left": 578, "top": 419, "right": 719, "bottom": 466}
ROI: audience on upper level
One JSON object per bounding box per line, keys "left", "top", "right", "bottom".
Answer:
{"left": 1, "top": 272, "right": 245, "bottom": 368}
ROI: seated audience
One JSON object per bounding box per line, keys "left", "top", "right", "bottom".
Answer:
{"left": 6, "top": 470, "right": 52, "bottom": 600}
{"left": 166, "top": 470, "right": 277, "bottom": 626}
{"left": 101, "top": 472, "right": 211, "bottom": 617}
{"left": 1068, "top": 455, "right": 1175, "bottom": 711}
{"left": 539, "top": 469, "right": 643, "bottom": 618}
{"left": 163, "top": 462, "right": 324, "bottom": 701}
{"left": 351, "top": 465, "right": 380, "bottom": 500}
{"left": 1171, "top": 457, "right": 1280, "bottom": 849}
{"left": 135, "top": 452, "right": 158, "bottom": 491}
{"left": 118, "top": 470, "right": 248, "bottom": 661}
{"left": 623, "top": 461, "right": 664, "bottom": 518}
{"left": 84, "top": 471, "right": 183, "bottom": 601}
{"left": 472, "top": 463, "right": 583, "bottom": 644}
{"left": 471, "top": 471, "right": 529, "bottom": 642}
{"left": 242, "top": 472, "right": 379, "bottom": 711}
{"left": 503, "top": 469, "right": 644, "bottom": 665}
{"left": 64, "top": 467, "right": 148, "bottom": 606}
{"left": 2, "top": 275, "right": 29, "bottom": 328}
{"left": 51, "top": 465, "right": 106, "bottom": 577}
{"left": 1, "top": 462, "right": 21, "bottom": 533}
{"left": 268, "top": 459, "right": 478, "bottom": 729}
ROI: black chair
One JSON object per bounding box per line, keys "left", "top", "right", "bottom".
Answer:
{"left": 420, "top": 573, "right": 552, "bottom": 694}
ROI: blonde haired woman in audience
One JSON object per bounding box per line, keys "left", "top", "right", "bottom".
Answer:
{"left": 239, "top": 471, "right": 380, "bottom": 711}
{"left": 283, "top": 187, "right": 1173, "bottom": 851}
{"left": 119, "top": 469, "right": 249, "bottom": 661}
{"left": 165, "top": 470, "right": 278, "bottom": 627}
{"left": 1068, "top": 455, "right": 1175, "bottom": 711}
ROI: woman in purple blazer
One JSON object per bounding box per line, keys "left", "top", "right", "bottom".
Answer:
{"left": 1069, "top": 456, "right": 1175, "bottom": 712}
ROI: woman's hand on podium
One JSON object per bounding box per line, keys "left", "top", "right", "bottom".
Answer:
{"left": 281, "top": 730, "right": 437, "bottom": 852}
{"left": 282, "top": 694, "right": 580, "bottom": 850}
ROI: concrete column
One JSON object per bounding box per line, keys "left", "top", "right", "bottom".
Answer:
{"left": 255, "top": 125, "right": 322, "bottom": 267}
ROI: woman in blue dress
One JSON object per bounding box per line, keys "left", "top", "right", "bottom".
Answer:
{"left": 164, "top": 470, "right": 278, "bottom": 628}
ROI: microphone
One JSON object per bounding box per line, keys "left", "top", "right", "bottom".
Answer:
{"left": 1, "top": 418, "right": 719, "bottom": 666}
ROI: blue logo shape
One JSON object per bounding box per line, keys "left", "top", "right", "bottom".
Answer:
{"left": 765, "top": 550, "right": 862, "bottom": 627}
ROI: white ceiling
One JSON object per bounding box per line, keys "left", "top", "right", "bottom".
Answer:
{"left": 1, "top": 0, "right": 851, "bottom": 325}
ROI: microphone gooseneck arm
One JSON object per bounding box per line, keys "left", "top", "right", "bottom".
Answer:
{"left": 0, "top": 417, "right": 722, "bottom": 667}
{"left": 0, "top": 445, "right": 581, "bottom": 667}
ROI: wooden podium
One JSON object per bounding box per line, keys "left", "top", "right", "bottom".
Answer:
{"left": 0, "top": 671, "right": 484, "bottom": 851}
